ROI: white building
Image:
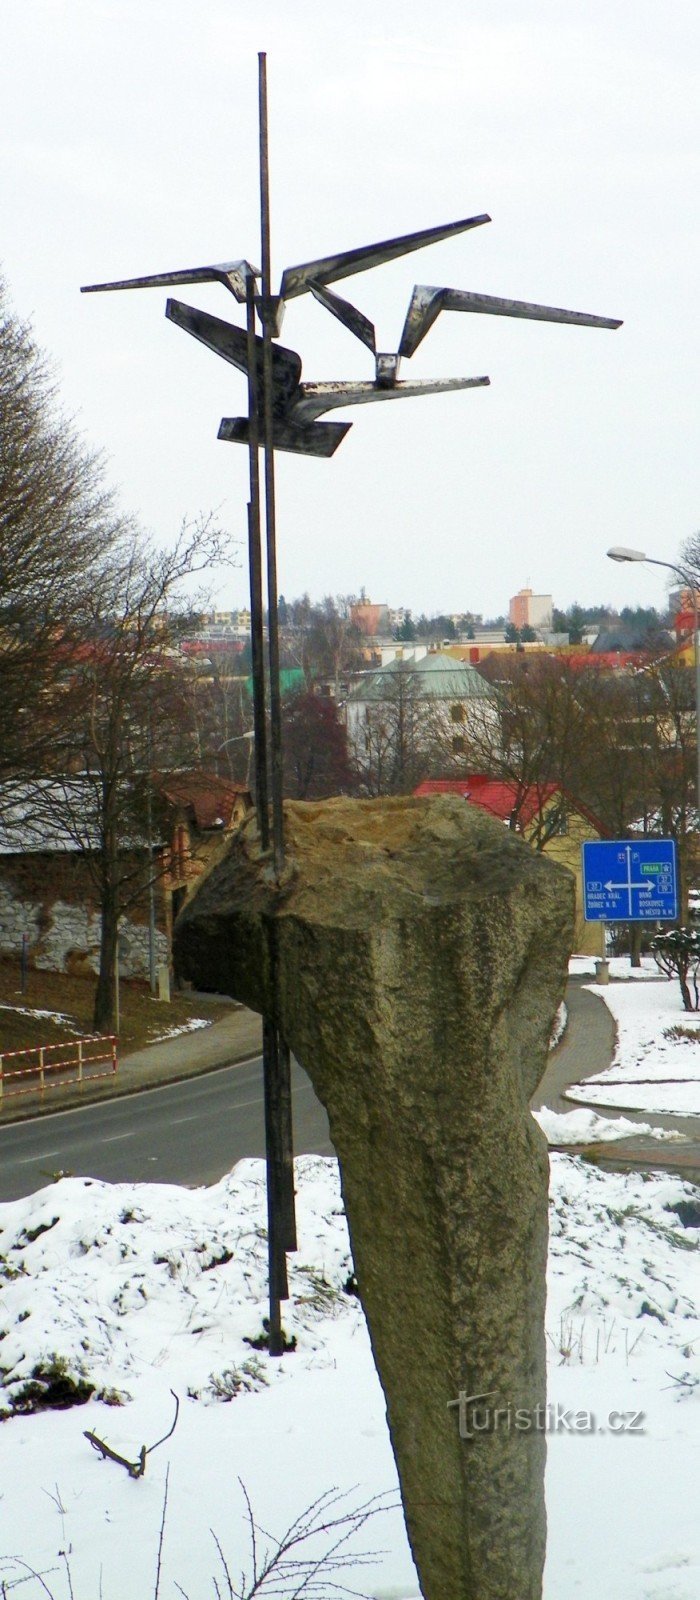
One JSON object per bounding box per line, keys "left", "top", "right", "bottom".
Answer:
{"left": 346, "top": 650, "right": 497, "bottom": 787}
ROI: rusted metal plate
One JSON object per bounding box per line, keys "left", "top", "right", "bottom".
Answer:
{"left": 290, "top": 374, "right": 489, "bottom": 422}
{"left": 399, "top": 285, "right": 448, "bottom": 357}
{"left": 254, "top": 293, "right": 285, "bottom": 336}
{"left": 400, "top": 283, "right": 623, "bottom": 356}
{"left": 308, "top": 279, "right": 376, "bottom": 353}
{"left": 218, "top": 415, "right": 351, "bottom": 457}
{"left": 279, "top": 213, "right": 491, "bottom": 300}
{"left": 375, "top": 352, "right": 401, "bottom": 386}
{"left": 81, "top": 259, "right": 257, "bottom": 302}
{"left": 165, "top": 298, "right": 301, "bottom": 415}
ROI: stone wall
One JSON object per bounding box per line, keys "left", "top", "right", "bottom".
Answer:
{"left": 0, "top": 854, "right": 168, "bottom": 977}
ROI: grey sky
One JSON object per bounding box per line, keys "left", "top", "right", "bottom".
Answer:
{"left": 2, "top": 1, "right": 698, "bottom": 619}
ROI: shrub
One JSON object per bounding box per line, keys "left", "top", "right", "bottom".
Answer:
{"left": 651, "top": 927, "right": 700, "bottom": 1011}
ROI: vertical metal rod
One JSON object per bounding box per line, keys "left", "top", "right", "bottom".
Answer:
{"left": 146, "top": 699, "right": 157, "bottom": 995}
{"left": 263, "top": 1015, "right": 288, "bottom": 1356}
{"left": 256, "top": 54, "right": 297, "bottom": 1354}
{"left": 245, "top": 272, "right": 270, "bottom": 849}
{"left": 278, "top": 1036, "right": 297, "bottom": 1251}
{"left": 258, "top": 50, "right": 285, "bottom": 876}
{"left": 265, "top": 916, "right": 297, "bottom": 1254}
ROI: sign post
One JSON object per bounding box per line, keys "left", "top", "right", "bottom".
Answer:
{"left": 581, "top": 838, "right": 679, "bottom": 940}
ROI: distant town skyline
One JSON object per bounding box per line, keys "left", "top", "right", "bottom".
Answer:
{"left": 2, "top": 1, "right": 698, "bottom": 619}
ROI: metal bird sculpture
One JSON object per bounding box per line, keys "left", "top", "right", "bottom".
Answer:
{"left": 82, "top": 212, "right": 621, "bottom": 457}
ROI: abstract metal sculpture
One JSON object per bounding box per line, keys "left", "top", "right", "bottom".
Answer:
{"left": 83, "top": 213, "right": 621, "bottom": 458}
{"left": 81, "top": 53, "right": 621, "bottom": 1364}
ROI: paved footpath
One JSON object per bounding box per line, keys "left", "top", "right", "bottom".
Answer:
{"left": 536, "top": 977, "right": 700, "bottom": 1182}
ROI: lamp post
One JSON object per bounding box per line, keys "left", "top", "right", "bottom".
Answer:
{"left": 216, "top": 729, "right": 255, "bottom": 785}
{"left": 607, "top": 544, "right": 700, "bottom": 828}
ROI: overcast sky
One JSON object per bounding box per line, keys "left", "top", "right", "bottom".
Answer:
{"left": 2, "top": 1, "right": 699, "bottom": 619}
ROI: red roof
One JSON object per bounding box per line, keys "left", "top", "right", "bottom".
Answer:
{"left": 414, "top": 775, "right": 604, "bottom": 834}
{"left": 157, "top": 772, "right": 252, "bottom": 831}
{"left": 414, "top": 776, "right": 558, "bottom": 827}
{"left": 566, "top": 650, "right": 650, "bottom": 671}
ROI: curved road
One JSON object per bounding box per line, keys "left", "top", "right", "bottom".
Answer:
{"left": 0, "top": 1055, "right": 332, "bottom": 1202}
{"left": 3, "top": 980, "right": 700, "bottom": 1202}
{"left": 536, "top": 978, "right": 700, "bottom": 1180}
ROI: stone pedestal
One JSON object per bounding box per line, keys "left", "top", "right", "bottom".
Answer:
{"left": 174, "top": 795, "right": 574, "bottom": 1600}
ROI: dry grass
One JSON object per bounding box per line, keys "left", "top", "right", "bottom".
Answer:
{"left": 0, "top": 957, "right": 234, "bottom": 1055}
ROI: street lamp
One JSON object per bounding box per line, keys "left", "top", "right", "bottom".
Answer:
{"left": 216, "top": 729, "right": 255, "bottom": 786}
{"left": 607, "top": 545, "right": 700, "bottom": 824}
{"left": 216, "top": 731, "right": 255, "bottom": 751}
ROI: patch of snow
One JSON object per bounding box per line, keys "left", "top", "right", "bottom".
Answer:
{"left": 534, "top": 1106, "right": 684, "bottom": 1144}
{"left": 148, "top": 1017, "right": 211, "bottom": 1042}
{"left": 549, "top": 1001, "right": 567, "bottom": 1050}
{"left": 0, "top": 1002, "right": 78, "bottom": 1029}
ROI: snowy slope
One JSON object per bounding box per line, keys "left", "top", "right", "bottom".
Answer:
{"left": 1, "top": 1153, "right": 699, "bottom": 1599}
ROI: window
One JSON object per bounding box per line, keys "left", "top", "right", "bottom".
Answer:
{"left": 450, "top": 702, "right": 466, "bottom": 723}
{"left": 452, "top": 735, "right": 466, "bottom": 755}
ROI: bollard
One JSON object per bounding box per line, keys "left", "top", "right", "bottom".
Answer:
{"left": 157, "top": 963, "right": 171, "bottom": 1003}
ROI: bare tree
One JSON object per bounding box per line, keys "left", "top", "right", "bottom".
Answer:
{"left": 0, "top": 273, "right": 126, "bottom": 791}
{"left": 466, "top": 656, "right": 589, "bottom": 844}
{"left": 33, "top": 517, "right": 228, "bottom": 1032}
{"left": 283, "top": 594, "right": 364, "bottom": 692}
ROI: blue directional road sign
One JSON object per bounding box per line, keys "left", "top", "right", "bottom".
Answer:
{"left": 581, "top": 839, "right": 679, "bottom": 923}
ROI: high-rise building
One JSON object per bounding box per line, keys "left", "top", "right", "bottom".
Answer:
{"left": 509, "top": 587, "right": 553, "bottom": 633}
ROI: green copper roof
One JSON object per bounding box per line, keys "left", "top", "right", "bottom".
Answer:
{"left": 347, "top": 651, "right": 494, "bottom": 703}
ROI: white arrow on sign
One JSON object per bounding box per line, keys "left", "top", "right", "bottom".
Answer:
{"left": 604, "top": 878, "right": 652, "bottom": 893}
{"left": 601, "top": 845, "right": 654, "bottom": 916}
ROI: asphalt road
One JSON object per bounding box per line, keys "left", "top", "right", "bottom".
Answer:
{"left": 0, "top": 1056, "right": 333, "bottom": 1201}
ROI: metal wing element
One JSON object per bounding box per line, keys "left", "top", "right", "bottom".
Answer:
{"left": 308, "top": 281, "right": 376, "bottom": 353}
{"left": 218, "top": 375, "right": 489, "bottom": 459}
{"left": 399, "top": 285, "right": 623, "bottom": 357}
{"left": 165, "top": 299, "right": 302, "bottom": 414}
{"left": 280, "top": 214, "right": 490, "bottom": 300}
{"left": 289, "top": 376, "right": 490, "bottom": 423}
{"left": 218, "top": 417, "right": 352, "bottom": 458}
{"left": 81, "top": 260, "right": 257, "bottom": 303}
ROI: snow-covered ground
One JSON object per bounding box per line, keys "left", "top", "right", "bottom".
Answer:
{"left": 1, "top": 1151, "right": 700, "bottom": 1600}
{"left": 2, "top": 960, "right": 699, "bottom": 1598}
{"left": 569, "top": 954, "right": 663, "bottom": 981}
{"left": 567, "top": 976, "right": 700, "bottom": 1118}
